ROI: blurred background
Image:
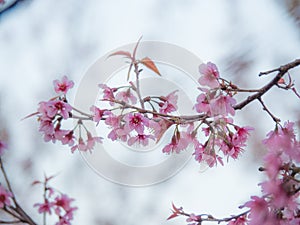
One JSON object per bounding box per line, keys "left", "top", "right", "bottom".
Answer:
{"left": 0, "top": 0, "right": 299, "bottom": 224}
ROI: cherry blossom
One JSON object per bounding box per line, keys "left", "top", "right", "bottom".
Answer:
{"left": 116, "top": 89, "right": 137, "bottom": 104}
{"left": 127, "top": 134, "right": 155, "bottom": 146}
{"left": 53, "top": 76, "right": 74, "bottom": 94}
{"left": 159, "top": 90, "right": 178, "bottom": 114}
{"left": 198, "top": 62, "right": 220, "bottom": 88}
{"left": 34, "top": 200, "right": 53, "bottom": 214}
{"left": 0, "top": 185, "right": 12, "bottom": 208}
{"left": 99, "top": 84, "right": 117, "bottom": 104}
{"left": 124, "top": 113, "right": 150, "bottom": 134}
{"left": 194, "top": 93, "right": 210, "bottom": 114}
{"left": 243, "top": 196, "right": 277, "bottom": 225}
{"left": 209, "top": 95, "right": 236, "bottom": 116}
{"left": 90, "top": 106, "right": 109, "bottom": 123}
{"left": 61, "top": 131, "right": 76, "bottom": 146}
{"left": 162, "top": 132, "right": 189, "bottom": 154}
{"left": 33, "top": 177, "right": 77, "bottom": 225}
{"left": 0, "top": 140, "right": 7, "bottom": 156}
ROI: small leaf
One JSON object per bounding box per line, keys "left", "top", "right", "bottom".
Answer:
{"left": 107, "top": 51, "right": 132, "bottom": 59}
{"left": 133, "top": 36, "right": 143, "bottom": 59}
{"left": 21, "top": 111, "right": 39, "bottom": 121}
{"left": 167, "top": 213, "right": 179, "bottom": 220}
{"left": 171, "top": 202, "right": 179, "bottom": 212}
{"left": 31, "top": 180, "right": 41, "bottom": 186}
{"left": 127, "top": 62, "right": 133, "bottom": 81}
{"left": 140, "top": 57, "right": 161, "bottom": 76}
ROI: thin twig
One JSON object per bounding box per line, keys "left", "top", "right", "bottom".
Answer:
{"left": 0, "top": 159, "right": 37, "bottom": 225}
{"left": 234, "top": 59, "right": 300, "bottom": 110}
{"left": 0, "top": 219, "right": 23, "bottom": 224}
{"left": 257, "top": 97, "right": 281, "bottom": 123}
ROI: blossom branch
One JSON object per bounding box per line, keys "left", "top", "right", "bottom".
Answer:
{"left": 257, "top": 97, "right": 281, "bottom": 123}
{"left": 0, "top": 159, "right": 37, "bottom": 225}
{"left": 234, "top": 58, "right": 300, "bottom": 110}
{"left": 0, "top": 219, "right": 23, "bottom": 224}
{"left": 168, "top": 203, "right": 249, "bottom": 224}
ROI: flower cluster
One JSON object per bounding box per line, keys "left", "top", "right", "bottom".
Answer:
{"left": 33, "top": 55, "right": 253, "bottom": 170}
{"left": 243, "top": 121, "right": 300, "bottom": 225}
{"left": 33, "top": 175, "right": 77, "bottom": 225}
{"left": 192, "top": 62, "right": 253, "bottom": 166}
{"left": 168, "top": 121, "right": 300, "bottom": 225}
{"left": 36, "top": 76, "right": 102, "bottom": 153}
{"left": 0, "top": 185, "right": 13, "bottom": 208}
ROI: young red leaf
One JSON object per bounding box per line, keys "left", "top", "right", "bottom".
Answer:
{"left": 21, "top": 111, "right": 39, "bottom": 121}
{"left": 167, "top": 212, "right": 179, "bottom": 220}
{"left": 107, "top": 51, "right": 132, "bottom": 59}
{"left": 167, "top": 202, "right": 182, "bottom": 220}
{"left": 171, "top": 202, "right": 182, "bottom": 213}
{"left": 31, "top": 180, "right": 41, "bottom": 186}
{"left": 132, "top": 36, "right": 143, "bottom": 59}
{"left": 140, "top": 57, "right": 161, "bottom": 76}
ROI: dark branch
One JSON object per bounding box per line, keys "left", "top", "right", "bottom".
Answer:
{"left": 234, "top": 59, "right": 300, "bottom": 110}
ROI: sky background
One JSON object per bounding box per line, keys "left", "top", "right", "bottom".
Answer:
{"left": 0, "top": 0, "right": 299, "bottom": 224}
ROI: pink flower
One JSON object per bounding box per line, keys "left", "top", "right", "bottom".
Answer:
{"left": 53, "top": 76, "right": 74, "bottom": 94}
{"left": 0, "top": 140, "right": 7, "bottom": 156}
{"left": 105, "top": 113, "right": 121, "bottom": 128}
{"left": 39, "top": 117, "right": 55, "bottom": 135}
{"left": 159, "top": 90, "right": 178, "bottom": 114}
{"left": 263, "top": 151, "right": 282, "bottom": 179}
{"left": 209, "top": 95, "right": 236, "bottom": 116}
{"left": 124, "top": 113, "right": 149, "bottom": 134}
{"left": 127, "top": 134, "right": 155, "bottom": 146}
{"left": 61, "top": 131, "right": 75, "bottom": 146}
{"left": 99, "top": 84, "right": 117, "bottom": 104}
{"left": 54, "top": 128, "right": 68, "bottom": 141}
{"left": 232, "top": 126, "right": 254, "bottom": 146}
{"left": 263, "top": 122, "right": 300, "bottom": 163}
{"left": 56, "top": 217, "right": 71, "bottom": 225}
{"left": 90, "top": 106, "right": 109, "bottom": 123}
{"left": 260, "top": 180, "right": 294, "bottom": 209}
{"left": 34, "top": 200, "right": 53, "bottom": 214}
{"left": 54, "top": 194, "right": 74, "bottom": 212}
{"left": 194, "top": 93, "right": 210, "bottom": 114}
{"left": 193, "top": 142, "right": 205, "bottom": 163}
{"left": 198, "top": 62, "right": 220, "bottom": 88}
{"left": 244, "top": 196, "right": 276, "bottom": 225}
{"left": 116, "top": 89, "right": 137, "bottom": 104}
{"left": 0, "top": 185, "right": 13, "bottom": 208}
{"left": 86, "top": 132, "right": 103, "bottom": 150}
{"left": 107, "top": 128, "right": 128, "bottom": 142}
{"left": 54, "top": 194, "right": 77, "bottom": 224}
{"left": 45, "top": 100, "right": 72, "bottom": 119}
{"left": 162, "top": 133, "right": 189, "bottom": 154}
{"left": 186, "top": 213, "right": 200, "bottom": 224}
{"left": 71, "top": 137, "right": 87, "bottom": 153}
{"left": 43, "top": 133, "right": 56, "bottom": 143}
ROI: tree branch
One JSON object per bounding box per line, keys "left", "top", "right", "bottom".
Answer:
{"left": 234, "top": 59, "right": 300, "bottom": 110}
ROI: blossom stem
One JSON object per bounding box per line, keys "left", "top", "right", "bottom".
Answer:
{"left": 133, "top": 61, "right": 145, "bottom": 109}
{"left": 71, "top": 106, "right": 93, "bottom": 118}
{"left": 0, "top": 159, "right": 37, "bottom": 225}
